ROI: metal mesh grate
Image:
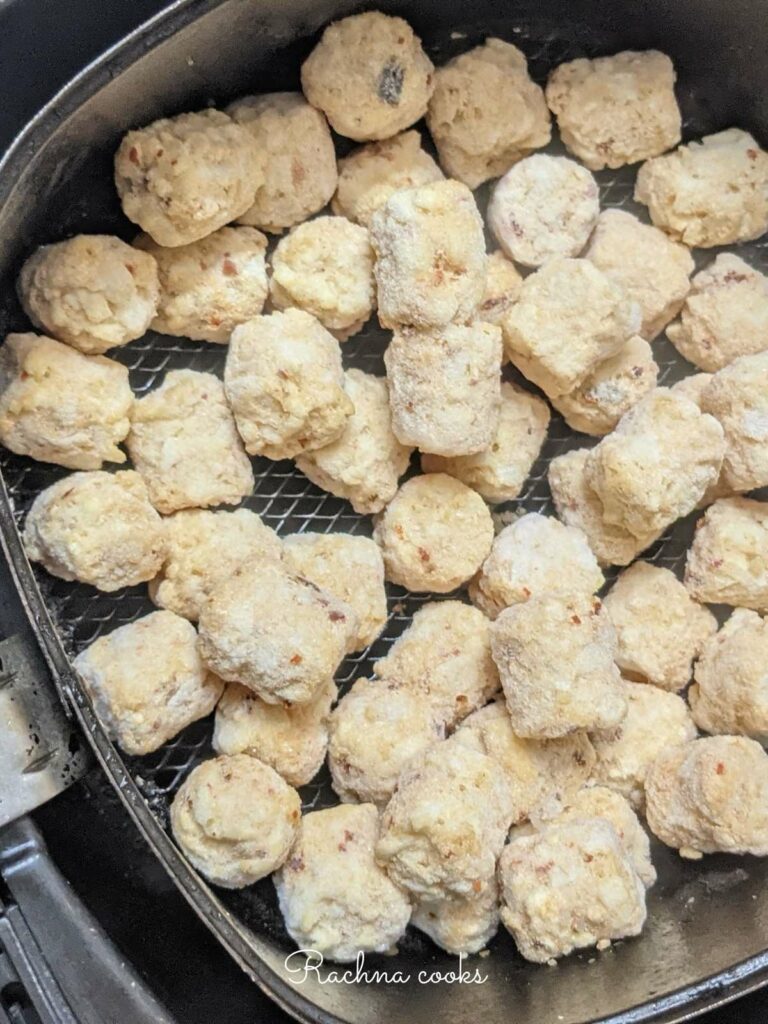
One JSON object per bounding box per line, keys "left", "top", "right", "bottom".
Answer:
{"left": 2, "top": 18, "right": 768, "bottom": 951}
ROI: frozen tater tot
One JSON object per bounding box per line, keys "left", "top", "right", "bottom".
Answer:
{"left": 370, "top": 179, "right": 486, "bottom": 329}
{"left": 551, "top": 335, "right": 658, "bottom": 436}
{"left": 426, "top": 38, "right": 550, "bottom": 188}
{"left": 499, "top": 818, "right": 647, "bottom": 963}
{"left": 332, "top": 131, "right": 443, "bottom": 227}
{"left": 127, "top": 370, "right": 253, "bottom": 514}
{"left": 591, "top": 681, "right": 697, "bottom": 811}
{"left": 635, "top": 129, "right": 768, "bottom": 247}
{"left": 684, "top": 497, "right": 768, "bottom": 610}
{"left": 282, "top": 532, "right": 387, "bottom": 651}
{"left": 301, "top": 11, "right": 434, "bottom": 142}
{"left": 213, "top": 679, "right": 336, "bottom": 787}
{"left": 667, "top": 254, "right": 768, "bottom": 372}
{"left": 295, "top": 369, "right": 414, "bottom": 515}
{"left": 548, "top": 447, "right": 663, "bottom": 567}
{"left": 422, "top": 382, "right": 549, "bottom": 503}
{"left": 73, "top": 611, "right": 223, "bottom": 756}
{"left": 150, "top": 508, "right": 282, "bottom": 622}
{"left": 501, "top": 258, "right": 640, "bottom": 398}
{"left": 328, "top": 677, "right": 445, "bottom": 806}
{"left": 373, "top": 474, "right": 494, "bottom": 593}
{"left": 545, "top": 50, "right": 681, "bottom": 170}
{"left": 18, "top": 235, "right": 158, "bottom": 354}
{"left": 603, "top": 561, "right": 717, "bottom": 692}
{"left": 584, "top": 209, "right": 694, "bottom": 340}
{"left": 224, "top": 309, "right": 352, "bottom": 460}
{"left": 645, "top": 736, "right": 768, "bottom": 858}
{"left": 136, "top": 226, "right": 268, "bottom": 343}
{"left": 689, "top": 609, "right": 768, "bottom": 740}
{"left": 469, "top": 512, "right": 603, "bottom": 620}
{"left": 385, "top": 321, "right": 502, "bottom": 457}
{"left": 171, "top": 754, "right": 300, "bottom": 888}
{"left": 0, "top": 332, "right": 132, "bottom": 470}
{"left": 23, "top": 470, "right": 164, "bottom": 592}
{"left": 227, "top": 92, "right": 337, "bottom": 234}
{"left": 373, "top": 600, "right": 500, "bottom": 728}
{"left": 584, "top": 388, "right": 725, "bottom": 539}
{"left": 197, "top": 563, "right": 351, "bottom": 706}
{"left": 269, "top": 216, "right": 375, "bottom": 339}
{"left": 275, "top": 804, "right": 411, "bottom": 962}
{"left": 487, "top": 154, "right": 599, "bottom": 267}
{"left": 114, "top": 109, "right": 262, "bottom": 246}
{"left": 375, "top": 737, "right": 514, "bottom": 900}
{"left": 491, "top": 593, "right": 627, "bottom": 738}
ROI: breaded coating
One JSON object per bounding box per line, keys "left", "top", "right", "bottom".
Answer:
{"left": 634, "top": 129, "right": 768, "bottom": 247}
{"left": 689, "top": 609, "right": 768, "bottom": 739}
{"left": 328, "top": 677, "right": 444, "bottom": 806}
{"left": 548, "top": 448, "right": 662, "bottom": 567}
{"left": 469, "top": 512, "right": 603, "bottom": 619}
{"left": 603, "top": 561, "right": 717, "bottom": 692}
{"left": 282, "top": 532, "right": 387, "bottom": 651}
{"left": 300, "top": 11, "right": 434, "bottom": 142}
{"left": 584, "top": 388, "right": 725, "bottom": 538}
{"left": 545, "top": 50, "right": 681, "bottom": 171}
{"left": 213, "top": 679, "right": 336, "bottom": 787}
{"left": 370, "top": 179, "right": 486, "bottom": 329}
{"left": 491, "top": 594, "right": 626, "bottom": 738}
{"left": 136, "top": 226, "right": 268, "bottom": 343}
{"left": 684, "top": 497, "right": 768, "bottom": 610}
{"left": 551, "top": 335, "right": 659, "bottom": 436}
{"left": 385, "top": 322, "right": 502, "bottom": 456}
{"left": 477, "top": 250, "right": 523, "bottom": 327}
{"left": 73, "top": 610, "right": 223, "bottom": 756}
{"left": 591, "top": 681, "right": 697, "bottom": 810}
{"left": 412, "top": 875, "right": 500, "bottom": 955}
{"left": 226, "top": 92, "right": 337, "bottom": 234}
{"left": 670, "top": 373, "right": 714, "bottom": 405}
{"left": 549, "top": 787, "right": 656, "bottom": 888}
{"left": 453, "top": 701, "right": 596, "bottom": 824}
{"left": 375, "top": 737, "right": 514, "bottom": 900}
{"left": 149, "top": 508, "right": 282, "bottom": 622}
{"left": 332, "top": 130, "right": 443, "bottom": 227}
{"left": 699, "top": 352, "right": 768, "bottom": 492}
{"left": 275, "top": 803, "right": 411, "bottom": 962}
{"left": 645, "top": 736, "right": 768, "bottom": 858}
{"left": 373, "top": 474, "right": 494, "bottom": 593}
{"left": 127, "top": 369, "right": 253, "bottom": 514}
{"left": 18, "top": 235, "right": 158, "bottom": 354}
{"left": 24, "top": 470, "right": 164, "bottom": 592}
{"left": 171, "top": 754, "right": 300, "bottom": 888}
{"left": 499, "top": 819, "right": 647, "bottom": 962}
{"left": 270, "top": 216, "right": 375, "bottom": 339}
{"left": 426, "top": 38, "right": 550, "bottom": 188}
{"left": 0, "top": 332, "right": 131, "bottom": 470}
{"left": 373, "top": 600, "right": 500, "bottom": 728}
{"left": 197, "top": 562, "right": 351, "bottom": 705}
{"left": 584, "top": 209, "right": 694, "bottom": 340}
{"left": 114, "top": 109, "right": 262, "bottom": 247}
{"left": 422, "top": 382, "right": 549, "bottom": 503}
{"left": 487, "top": 154, "right": 599, "bottom": 267}
{"left": 224, "top": 310, "right": 352, "bottom": 460}
{"left": 667, "top": 254, "right": 768, "bottom": 372}
{"left": 295, "top": 369, "right": 413, "bottom": 515}
{"left": 501, "top": 258, "right": 640, "bottom": 398}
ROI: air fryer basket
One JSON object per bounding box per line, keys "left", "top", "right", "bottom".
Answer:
{"left": 2, "top": 1, "right": 768, "bottom": 1021}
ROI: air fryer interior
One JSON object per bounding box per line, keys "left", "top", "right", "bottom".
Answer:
{"left": 2, "top": 2, "right": 768, "bottom": 1022}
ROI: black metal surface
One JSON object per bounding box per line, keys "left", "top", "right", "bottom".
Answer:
{"left": 3, "top": 1, "right": 768, "bottom": 1022}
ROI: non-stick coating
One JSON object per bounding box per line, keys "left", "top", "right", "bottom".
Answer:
{"left": 2, "top": 2, "right": 768, "bottom": 1022}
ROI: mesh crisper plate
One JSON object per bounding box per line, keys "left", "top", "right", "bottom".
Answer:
{"left": 2, "top": 19, "right": 767, "bottom": 955}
